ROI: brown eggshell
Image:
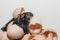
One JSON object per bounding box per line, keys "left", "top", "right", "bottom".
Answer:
{"left": 7, "top": 24, "right": 24, "bottom": 39}
{"left": 29, "top": 17, "right": 42, "bottom": 25}
{"left": 12, "top": 7, "right": 25, "bottom": 18}
{"left": 21, "top": 33, "right": 31, "bottom": 40}
{"left": 29, "top": 34, "right": 46, "bottom": 40}
{"left": 1, "top": 32, "right": 9, "bottom": 40}
{"left": 41, "top": 28, "right": 58, "bottom": 40}
{"left": 0, "top": 30, "right": 4, "bottom": 40}
{"left": 29, "top": 18, "right": 42, "bottom": 35}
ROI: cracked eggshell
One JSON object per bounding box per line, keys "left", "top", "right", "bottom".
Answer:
{"left": 29, "top": 17, "right": 42, "bottom": 25}
{"left": 21, "top": 33, "right": 31, "bottom": 40}
{"left": 7, "top": 24, "right": 24, "bottom": 39}
{"left": 12, "top": 7, "right": 25, "bottom": 18}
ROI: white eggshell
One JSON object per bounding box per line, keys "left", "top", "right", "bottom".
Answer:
{"left": 0, "top": 30, "right": 4, "bottom": 40}
{"left": 7, "top": 24, "right": 24, "bottom": 39}
{"left": 29, "top": 17, "right": 42, "bottom": 25}
{"left": 12, "top": 7, "right": 24, "bottom": 18}
{"left": 1, "top": 32, "right": 9, "bottom": 40}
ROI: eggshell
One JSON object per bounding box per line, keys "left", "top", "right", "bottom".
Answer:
{"left": 0, "top": 30, "right": 4, "bottom": 40}
{"left": 12, "top": 7, "right": 25, "bottom": 18}
{"left": 1, "top": 32, "right": 9, "bottom": 40}
{"left": 29, "top": 17, "right": 42, "bottom": 25}
{"left": 7, "top": 24, "right": 24, "bottom": 39}
{"left": 21, "top": 33, "right": 31, "bottom": 40}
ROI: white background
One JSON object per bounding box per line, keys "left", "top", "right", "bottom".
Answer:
{"left": 0, "top": 0, "right": 60, "bottom": 40}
